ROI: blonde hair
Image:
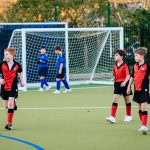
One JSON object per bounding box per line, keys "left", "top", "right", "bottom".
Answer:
{"left": 134, "top": 47, "right": 147, "bottom": 57}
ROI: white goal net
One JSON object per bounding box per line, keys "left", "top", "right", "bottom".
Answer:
{"left": 8, "top": 27, "right": 124, "bottom": 91}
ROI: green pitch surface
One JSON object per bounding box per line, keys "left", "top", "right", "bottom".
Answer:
{"left": 0, "top": 85, "right": 150, "bottom": 150}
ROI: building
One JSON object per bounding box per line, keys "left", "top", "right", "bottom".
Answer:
{"left": 109, "top": 0, "right": 150, "bottom": 9}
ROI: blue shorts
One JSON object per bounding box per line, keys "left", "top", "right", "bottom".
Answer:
{"left": 56, "top": 68, "right": 66, "bottom": 79}
{"left": 38, "top": 67, "right": 48, "bottom": 77}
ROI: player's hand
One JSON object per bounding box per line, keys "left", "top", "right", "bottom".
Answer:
{"left": 126, "top": 87, "right": 131, "bottom": 95}
{"left": 120, "top": 82, "right": 126, "bottom": 87}
{"left": 0, "top": 79, "right": 5, "bottom": 85}
{"left": 59, "top": 70, "right": 62, "bottom": 74}
{"left": 20, "top": 82, "right": 25, "bottom": 87}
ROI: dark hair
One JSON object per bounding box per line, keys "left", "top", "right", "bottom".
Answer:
{"left": 114, "top": 49, "right": 126, "bottom": 58}
{"left": 134, "top": 47, "right": 147, "bottom": 57}
{"left": 54, "top": 45, "right": 62, "bottom": 51}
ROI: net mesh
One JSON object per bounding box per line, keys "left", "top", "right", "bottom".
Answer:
{"left": 8, "top": 28, "right": 123, "bottom": 88}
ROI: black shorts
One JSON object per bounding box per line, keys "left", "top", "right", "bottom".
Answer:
{"left": 38, "top": 67, "right": 48, "bottom": 77}
{"left": 1, "top": 87, "right": 18, "bottom": 100}
{"left": 56, "top": 68, "right": 66, "bottom": 79}
{"left": 133, "top": 90, "right": 150, "bottom": 104}
{"left": 114, "top": 82, "right": 132, "bottom": 96}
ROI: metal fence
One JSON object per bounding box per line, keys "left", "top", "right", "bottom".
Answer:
{"left": 124, "top": 24, "right": 150, "bottom": 64}
{"left": 0, "top": 24, "right": 150, "bottom": 64}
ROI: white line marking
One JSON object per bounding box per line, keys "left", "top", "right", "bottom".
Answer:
{"left": 0, "top": 106, "right": 145, "bottom": 110}
{"left": 20, "top": 85, "right": 113, "bottom": 92}
{"left": 67, "top": 85, "right": 113, "bottom": 90}
{"left": 1, "top": 105, "right": 150, "bottom": 110}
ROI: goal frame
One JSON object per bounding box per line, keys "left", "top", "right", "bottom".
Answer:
{"left": 9, "top": 27, "right": 124, "bottom": 91}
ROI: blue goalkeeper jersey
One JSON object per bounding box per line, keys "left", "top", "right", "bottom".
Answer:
{"left": 37, "top": 54, "right": 48, "bottom": 68}
{"left": 56, "top": 54, "right": 66, "bottom": 69}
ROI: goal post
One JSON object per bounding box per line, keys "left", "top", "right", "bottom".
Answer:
{"left": 8, "top": 27, "right": 124, "bottom": 91}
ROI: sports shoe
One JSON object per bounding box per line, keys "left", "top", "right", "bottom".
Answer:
{"left": 63, "top": 89, "right": 72, "bottom": 93}
{"left": 45, "top": 85, "right": 51, "bottom": 91}
{"left": 53, "top": 90, "right": 61, "bottom": 94}
{"left": 38, "top": 88, "right": 44, "bottom": 92}
{"left": 138, "top": 126, "right": 148, "bottom": 134}
{"left": 5, "top": 124, "right": 12, "bottom": 130}
{"left": 124, "top": 115, "right": 132, "bottom": 122}
{"left": 106, "top": 116, "right": 116, "bottom": 123}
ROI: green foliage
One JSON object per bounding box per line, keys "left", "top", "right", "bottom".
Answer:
{"left": 0, "top": 0, "right": 108, "bottom": 26}
{"left": 1, "top": 0, "right": 54, "bottom": 22}
{"left": 54, "top": 0, "right": 107, "bottom": 27}
{"left": 0, "top": 0, "right": 149, "bottom": 27}
{"left": 0, "top": 0, "right": 149, "bottom": 58}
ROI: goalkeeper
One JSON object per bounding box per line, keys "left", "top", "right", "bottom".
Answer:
{"left": 37, "top": 48, "right": 51, "bottom": 91}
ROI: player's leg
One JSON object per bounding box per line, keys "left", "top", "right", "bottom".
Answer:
{"left": 1, "top": 91, "right": 12, "bottom": 129}
{"left": 134, "top": 91, "right": 149, "bottom": 134}
{"left": 5, "top": 97, "right": 15, "bottom": 130}
{"left": 39, "top": 76, "right": 45, "bottom": 91}
{"left": 62, "top": 78, "right": 71, "bottom": 93}
{"left": 138, "top": 102, "right": 148, "bottom": 133}
{"left": 123, "top": 95, "right": 132, "bottom": 122}
{"left": 43, "top": 68, "right": 51, "bottom": 90}
{"left": 133, "top": 91, "right": 142, "bottom": 121}
{"left": 53, "top": 68, "right": 61, "bottom": 94}
{"left": 138, "top": 103, "right": 142, "bottom": 121}
{"left": 61, "top": 68, "right": 71, "bottom": 93}
{"left": 45, "top": 79, "right": 51, "bottom": 91}
{"left": 53, "top": 78, "right": 61, "bottom": 94}
{"left": 3, "top": 100, "right": 17, "bottom": 116}
{"left": 106, "top": 82, "right": 121, "bottom": 123}
{"left": 141, "top": 102, "right": 148, "bottom": 127}
{"left": 62, "top": 78, "right": 70, "bottom": 90}
{"left": 38, "top": 68, "right": 44, "bottom": 91}
{"left": 14, "top": 99, "right": 17, "bottom": 111}
{"left": 111, "top": 94, "right": 120, "bottom": 118}
{"left": 106, "top": 94, "right": 120, "bottom": 123}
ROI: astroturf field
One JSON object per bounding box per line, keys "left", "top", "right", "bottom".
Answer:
{"left": 0, "top": 85, "right": 150, "bottom": 150}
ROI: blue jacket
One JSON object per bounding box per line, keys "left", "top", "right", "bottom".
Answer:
{"left": 37, "top": 54, "right": 48, "bottom": 68}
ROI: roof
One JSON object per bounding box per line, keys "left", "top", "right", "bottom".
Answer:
{"left": 109, "top": 0, "right": 148, "bottom": 4}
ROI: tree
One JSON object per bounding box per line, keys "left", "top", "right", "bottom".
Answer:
{"left": 0, "top": 0, "right": 150, "bottom": 27}
{"left": 57, "top": 0, "right": 108, "bottom": 27}
{"left": 0, "top": 0, "right": 54, "bottom": 22}
{"left": 0, "top": 0, "right": 108, "bottom": 27}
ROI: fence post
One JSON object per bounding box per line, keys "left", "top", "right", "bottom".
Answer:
{"left": 140, "top": 24, "right": 145, "bottom": 47}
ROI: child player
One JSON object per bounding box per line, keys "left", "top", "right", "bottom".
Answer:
{"left": 37, "top": 48, "right": 51, "bottom": 91}
{"left": 106, "top": 50, "right": 132, "bottom": 123}
{"left": 53, "top": 45, "right": 71, "bottom": 94}
{"left": 127, "top": 47, "right": 150, "bottom": 134}
{"left": 0, "top": 48, "right": 24, "bottom": 130}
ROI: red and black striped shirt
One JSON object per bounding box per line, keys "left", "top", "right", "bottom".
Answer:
{"left": 0, "top": 61, "right": 22, "bottom": 91}
{"left": 131, "top": 63, "right": 150, "bottom": 91}
{"left": 113, "top": 62, "right": 130, "bottom": 82}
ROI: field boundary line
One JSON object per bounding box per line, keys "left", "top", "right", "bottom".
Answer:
{"left": 0, "top": 105, "right": 148, "bottom": 110}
